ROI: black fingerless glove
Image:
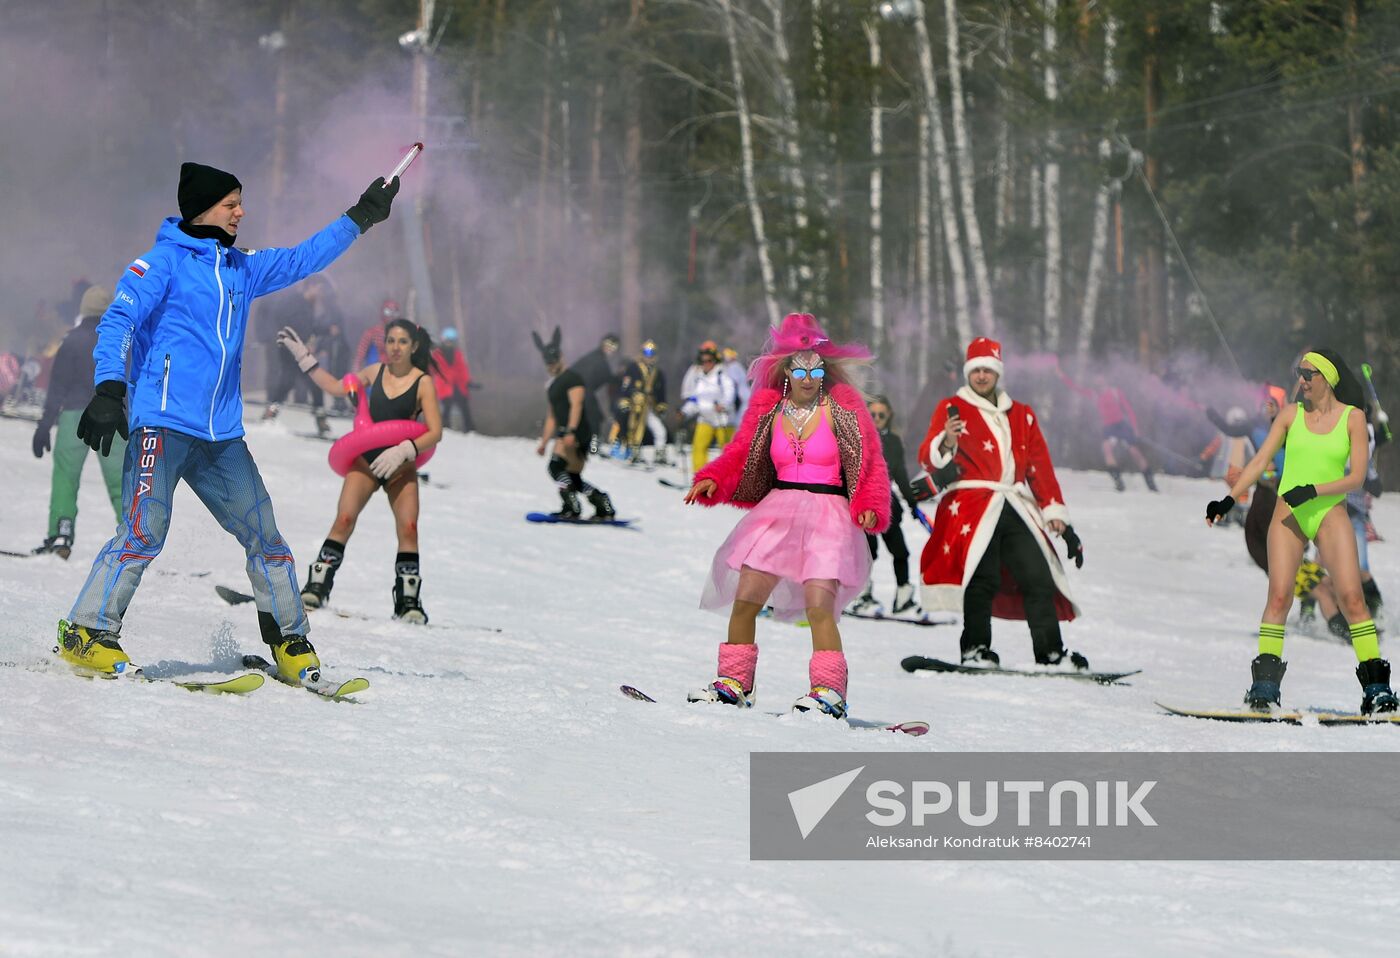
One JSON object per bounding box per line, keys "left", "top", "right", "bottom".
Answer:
{"left": 1205, "top": 495, "right": 1235, "bottom": 525}
{"left": 345, "top": 176, "right": 400, "bottom": 233}
{"left": 1062, "top": 525, "right": 1084, "bottom": 569}
{"left": 931, "top": 460, "right": 962, "bottom": 489}
{"left": 76, "top": 380, "right": 129, "bottom": 457}
{"left": 1281, "top": 484, "right": 1318, "bottom": 508}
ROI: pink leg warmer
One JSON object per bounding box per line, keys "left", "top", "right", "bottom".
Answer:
{"left": 809, "top": 650, "right": 848, "bottom": 699}
{"left": 717, "top": 642, "right": 759, "bottom": 692}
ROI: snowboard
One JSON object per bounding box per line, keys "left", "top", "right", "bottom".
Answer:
{"left": 1156, "top": 702, "right": 1302, "bottom": 724}
{"left": 619, "top": 684, "right": 929, "bottom": 736}
{"left": 846, "top": 610, "right": 956, "bottom": 628}
{"left": 215, "top": 584, "right": 485, "bottom": 631}
{"left": 901, "top": 655, "right": 1141, "bottom": 685}
{"left": 657, "top": 478, "right": 690, "bottom": 490}
{"left": 1307, "top": 707, "right": 1400, "bottom": 726}
{"left": 525, "top": 512, "right": 637, "bottom": 529}
{"left": 242, "top": 654, "right": 369, "bottom": 700}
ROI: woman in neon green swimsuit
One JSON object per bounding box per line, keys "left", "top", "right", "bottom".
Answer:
{"left": 1206, "top": 349, "right": 1395, "bottom": 715}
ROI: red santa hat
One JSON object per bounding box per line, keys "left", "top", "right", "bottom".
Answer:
{"left": 964, "top": 337, "right": 1004, "bottom": 379}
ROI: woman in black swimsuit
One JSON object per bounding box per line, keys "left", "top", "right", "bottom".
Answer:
{"left": 278, "top": 318, "right": 444, "bottom": 623}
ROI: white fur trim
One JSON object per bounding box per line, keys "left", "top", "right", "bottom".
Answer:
{"left": 964, "top": 357, "right": 1004, "bottom": 378}
{"left": 1041, "top": 502, "right": 1070, "bottom": 525}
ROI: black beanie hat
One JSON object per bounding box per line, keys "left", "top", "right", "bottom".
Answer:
{"left": 178, "top": 162, "right": 242, "bottom": 222}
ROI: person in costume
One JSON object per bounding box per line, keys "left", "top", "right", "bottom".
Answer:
{"left": 1055, "top": 361, "right": 1157, "bottom": 492}
{"left": 684, "top": 313, "right": 889, "bottom": 719}
{"left": 849, "top": 395, "right": 925, "bottom": 616}
{"left": 532, "top": 326, "right": 616, "bottom": 521}
{"left": 1206, "top": 349, "right": 1395, "bottom": 713}
{"left": 616, "top": 339, "right": 669, "bottom": 464}
{"left": 680, "top": 341, "right": 738, "bottom": 472}
{"left": 918, "top": 338, "right": 1089, "bottom": 670}
{"left": 278, "top": 318, "right": 443, "bottom": 624}
{"left": 31, "top": 285, "right": 123, "bottom": 558}
{"left": 56, "top": 161, "right": 398, "bottom": 682}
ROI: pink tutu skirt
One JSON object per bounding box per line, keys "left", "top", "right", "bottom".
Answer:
{"left": 700, "top": 489, "right": 873, "bottom": 622}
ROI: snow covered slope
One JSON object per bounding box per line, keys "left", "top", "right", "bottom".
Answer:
{"left": 1, "top": 410, "right": 1396, "bottom": 957}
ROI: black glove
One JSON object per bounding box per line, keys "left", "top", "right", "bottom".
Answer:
{"left": 345, "top": 176, "right": 400, "bottom": 233}
{"left": 32, "top": 423, "right": 51, "bottom": 459}
{"left": 1205, "top": 495, "right": 1235, "bottom": 525}
{"left": 1062, "top": 525, "right": 1084, "bottom": 569}
{"left": 931, "top": 460, "right": 962, "bottom": 489}
{"left": 1281, "top": 484, "right": 1318, "bottom": 508}
{"left": 76, "top": 380, "right": 129, "bottom": 457}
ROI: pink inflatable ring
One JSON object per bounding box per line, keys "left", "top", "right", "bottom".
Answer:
{"left": 327, "top": 373, "right": 436, "bottom": 477}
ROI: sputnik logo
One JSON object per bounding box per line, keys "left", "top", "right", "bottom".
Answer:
{"left": 787, "top": 766, "right": 864, "bottom": 839}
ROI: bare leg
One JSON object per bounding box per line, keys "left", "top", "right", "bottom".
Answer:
{"left": 804, "top": 580, "right": 841, "bottom": 652}
{"left": 1262, "top": 499, "right": 1308, "bottom": 625}
{"left": 384, "top": 470, "right": 421, "bottom": 552}
{"left": 729, "top": 566, "right": 779, "bottom": 645}
{"left": 325, "top": 466, "right": 379, "bottom": 545}
{"left": 1314, "top": 505, "right": 1369, "bottom": 623}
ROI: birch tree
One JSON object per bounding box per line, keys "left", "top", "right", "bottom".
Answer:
{"left": 864, "top": 17, "right": 884, "bottom": 348}
{"left": 942, "top": 0, "right": 994, "bottom": 333}
{"left": 1042, "top": 0, "right": 1062, "bottom": 351}
{"left": 1076, "top": 14, "right": 1117, "bottom": 364}
{"left": 720, "top": 0, "right": 781, "bottom": 326}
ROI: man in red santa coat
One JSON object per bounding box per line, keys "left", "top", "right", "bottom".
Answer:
{"left": 917, "top": 337, "right": 1089, "bottom": 669}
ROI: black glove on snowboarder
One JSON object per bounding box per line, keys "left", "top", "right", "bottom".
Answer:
{"left": 76, "top": 380, "right": 129, "bottom": 457}
{"left": 1062, "top": 525, "right": 1084, "bottom": 568}
{"left": 1205, "top": 495, "right": 1235, "bottom": 525}
{"left": 345, "top": 176, "right": 400, "bottom": 233}
{"left": 1281, "top": 484, "right": 1317, "bottom": 508}
{"left": 32, "top": 423, "right": 50, "bottom": 459}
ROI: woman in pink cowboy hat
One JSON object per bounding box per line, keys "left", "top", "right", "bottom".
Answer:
{"left": 683, "top": 313, "right": 890, "bottom": 719}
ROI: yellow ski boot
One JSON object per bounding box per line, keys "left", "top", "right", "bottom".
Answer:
{"left": 55, "top": 620, "right": 133, "bottom": 674}
{"left": 267, "top": 634, "right": 321, "bottom": 686}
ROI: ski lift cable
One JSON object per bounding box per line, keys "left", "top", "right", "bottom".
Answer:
{"left": 1118, "top": 133, "right": 1243, "bottom": 380}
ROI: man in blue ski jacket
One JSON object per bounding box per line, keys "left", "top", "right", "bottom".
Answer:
{"left": 57, "top": 161, "right": 399, "bottom": 684}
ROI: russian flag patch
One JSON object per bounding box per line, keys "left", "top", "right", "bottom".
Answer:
{"left": 128, "top": 258, "right": 150, "bottom": 277}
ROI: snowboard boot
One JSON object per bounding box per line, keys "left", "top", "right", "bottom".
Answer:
{"left": 393, "top": 571, "right": 429, "bottom": 625}
{"left": 688, "top": 676, "right": 754, "bottom": 707}
{"left": 301, "top": 562, "right": 337, "bottom": 609}
{"left": 265, "top": 634, "right": 321, "bottom": 685}
{"left": 960, "top": 645, "right": 1001, "bottom": 667}
{"left": 1243, "top": 653, "right": 1287, "bottom": 710}
{"left": 260, "top": 402, "right": 280, "bottom": 422}
{"left": 1299, "top": 596, "right": 1318, "bottom": 627}
{"left": 54, "top": 619, "right": 132, "bottom": 674}
{"left": 588, "top": 488, "right": 616, "bottom": 521}
{"left": 1108, "top": 468, "right": 1125, "bottom": 492}
{"left": 314, "top": 409, "right": 331, "bottom": 438}
{"left": 1038, "top": 648, "right": 1091, "bottom": 672}
{"left": 1143, "top": 469, "right": 1158, "bottom": 493}
{"left": 792, "top": 686, "right": 848, "bottom": 720}
{"left": 892, "top": 582, "right": 919, "bottom": 615}
{"left": 1357, "top": 658, "right": 1399, "bottom": 715}
{"left": 688, "top": 642, "right": 757, "bottom": 707}
{"left": 35, "top": 517, "right": 75, "bottom": 560}
{"left": 552, "top": 488, "right": 583, "bottom": 520}
{"left": 847, "top": 580, "right": 880, "bottom": 615}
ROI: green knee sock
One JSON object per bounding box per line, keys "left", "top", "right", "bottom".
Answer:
{"left": 1258, "top": 623, "right": 1285, "bottom": 658}
{"left": 1350, "top": 619, "right": 1381, "bottom": 662}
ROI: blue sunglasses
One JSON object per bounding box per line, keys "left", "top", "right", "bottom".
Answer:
{"left": 791, "top": 367, "right": 825, "bottom": 381}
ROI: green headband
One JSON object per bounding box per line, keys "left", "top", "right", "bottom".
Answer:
{"left": 1302, "top": 351, "right": 1340, "bottom": 388}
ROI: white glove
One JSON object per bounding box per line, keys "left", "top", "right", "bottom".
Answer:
{"left": 369, "top": 439, "right": 418, "bottom": 479}
{"left": 277, "top": 326, "right": 318, "bottom": 373}
{"left": 680, "top": 400, "right": 699, "bottom": 419}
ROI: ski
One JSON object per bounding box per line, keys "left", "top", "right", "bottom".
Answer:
{"left": 846, "top": 611, "right": 956, "bottom": 628}
{"left": 618, "top": 685, "right": 929, "bottom": 736}
{"left": 0, "top": 548, "right": 38, "bottom": 558}
{"left": 1156, "top": 702, "right": 1302, "bottom": 724}
{"left": 901, "top": 655, "right": 1140, "bottom": 685}
{"left": 525, "top": 512, "right": 638, "bottom": 529}
{"left": 241, "top": 654, "right": 369, "bottom": 700}
{"left": 55, "top": 663, "right": 264, "bottom": 695}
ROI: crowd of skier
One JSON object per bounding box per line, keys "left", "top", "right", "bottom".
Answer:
{"left": 8, "top": 155, "right": 1393, "bottom": 721}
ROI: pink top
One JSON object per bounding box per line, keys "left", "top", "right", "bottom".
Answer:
{"left": 771, "top": 409, "right": 842, "bottom": 485}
